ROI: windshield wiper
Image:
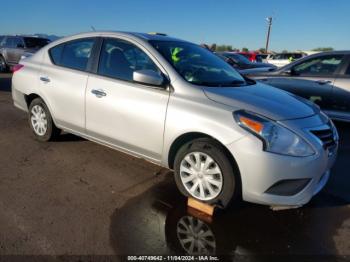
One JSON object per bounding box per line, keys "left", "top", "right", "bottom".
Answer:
{"left": 192, "top": 80, "right": 247, "bottom": 87}
{"left": 217, "top": 80, "right": 246, "bottom": 87}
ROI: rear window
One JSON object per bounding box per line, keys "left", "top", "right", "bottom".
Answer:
{"left": 24, "top": 37, "right": 50, "bottom": 48}
{"left": 224, "top": 53, "right": 250, "bottom": 64}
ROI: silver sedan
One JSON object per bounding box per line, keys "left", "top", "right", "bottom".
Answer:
{"left": 11, "top": 32, "right": 338, "bottom": 209}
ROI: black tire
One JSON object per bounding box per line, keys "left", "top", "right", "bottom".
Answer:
{"left": 174, "top": 138, "right": 240, "bottom": 208}
{"left": 28, "top": 98, "right": 61, "bottom": 141}
{"left": 0, "top": 56, "right": 8, "bottom": 73}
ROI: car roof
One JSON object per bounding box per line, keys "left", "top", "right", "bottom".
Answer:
{"left": 129, "top": 32, "right": 186, "bottom": 42}
{"left": 280, "top": 51, "right": 350, "bottom": 55}
{"left": 291, "top": 50, "right": 350, "bottom": 60}
{"left": 59, "top": 31, "right": 188, "bottom": 43}
{"left": 313, "top": 50, "right": 350, "bottom": 55}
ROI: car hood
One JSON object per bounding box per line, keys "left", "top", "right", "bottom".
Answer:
{"left": 203, "top": 83, "right": 319, "bottom": 121}
{"left": 239, "top": 67, "right": 276, "bottom": 75}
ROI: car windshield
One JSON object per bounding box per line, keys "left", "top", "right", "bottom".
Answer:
{"left": 24, "top": 37, "right": 50, "bottom": 48}
{"left": 150, "top": 40, "right": 246, "bottom": 87}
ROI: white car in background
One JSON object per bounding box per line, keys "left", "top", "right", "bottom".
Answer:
{"left": 267, "top": 52, "right": 306, "bottom": 67}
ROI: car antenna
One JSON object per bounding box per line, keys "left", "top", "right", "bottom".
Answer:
{"left": 91, "top": 26, "right": 96, "bottom": 32}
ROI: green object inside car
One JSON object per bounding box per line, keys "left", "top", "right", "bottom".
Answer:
{"left": 171, "top": 47, "right": 182, "bottom": 64}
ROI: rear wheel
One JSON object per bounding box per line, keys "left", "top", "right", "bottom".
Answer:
{"left": 28, "top": 98, "right": 61, "bottom": 141}
{"left": 0, "top": 56, "right": 8, "bottom": 73}
{"left": 174, "top": 138, "right": 239, "bottom": 208}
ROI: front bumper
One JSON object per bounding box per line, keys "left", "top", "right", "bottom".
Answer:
{"left": 227, "top": 133, "right": 337, "bottom": 207}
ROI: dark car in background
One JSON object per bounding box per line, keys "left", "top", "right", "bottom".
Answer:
{"left": 0, "top": 35, "right": 50, "bottom": 72}
{"left": 217, "top": 52, "right": 277, "bottom": 72}
{"left": 238, "top": 51, "right": 261, "bottom": 62}
{"left": 244, "top": 51, "right": 350, "bottom": 121}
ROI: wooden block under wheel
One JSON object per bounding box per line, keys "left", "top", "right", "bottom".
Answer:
{"left": 187, "top": 197, "right": 215, "bottom": 217}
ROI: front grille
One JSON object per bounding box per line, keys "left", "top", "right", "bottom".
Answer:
{"left": 310, "top": 126, "right": 336, "bottom": 150}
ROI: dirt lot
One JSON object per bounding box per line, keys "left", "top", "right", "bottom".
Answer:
{"left": 0, "top": 73, "right": 349, "bottom": 260}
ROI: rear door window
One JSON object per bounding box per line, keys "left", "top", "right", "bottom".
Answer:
{"left": 49, "top": 38, "right": 95, "bottom": 71}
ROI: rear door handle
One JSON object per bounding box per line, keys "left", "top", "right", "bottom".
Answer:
{"left": 40, "top": 76, "right": 50, "bottom": 83}
{"left": 91, "top": 89, "right": 107, "bottom": 98}
{"left": 315, "top": 80, "right": 332, "bottom": 85}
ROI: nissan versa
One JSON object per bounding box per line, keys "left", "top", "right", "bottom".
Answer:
{"left": 11, "top": 32, "right": 339, "bottom": 209}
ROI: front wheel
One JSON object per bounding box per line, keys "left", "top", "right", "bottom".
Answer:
{"left": 28, "top": 98, "right": 61, "bottom": 141}
{"left": 174, "top": 138, "right": 239, "bottom": 208}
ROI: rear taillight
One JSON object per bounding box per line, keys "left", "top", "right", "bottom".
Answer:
{"left": 12, "top": 64, "right": 24, "bottom": 73}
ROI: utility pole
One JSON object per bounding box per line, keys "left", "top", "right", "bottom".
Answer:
{"left": 265, "top": 17, "right": 272, "bottom": 53}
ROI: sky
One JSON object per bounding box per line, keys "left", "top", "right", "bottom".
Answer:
{"left": 1, "top": 0, "right": 349, "bottom": 52}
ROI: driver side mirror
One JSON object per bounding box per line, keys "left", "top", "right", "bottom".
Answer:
{"left": 133, "top": 70, "right": 167, "bottom": 87}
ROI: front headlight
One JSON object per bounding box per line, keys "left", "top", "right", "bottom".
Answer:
{"left": 234, "top": 110, "right": 315, "bottom": 157}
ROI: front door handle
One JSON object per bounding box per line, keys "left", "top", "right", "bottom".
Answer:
{"left": 40, "top": 76, "right": 50, "bottom": 83}
{"left": 91, "top": 89, "right": 107, "bottom": 98}
{"left": 315, "top": 80, "right": 332, "bottom": 85}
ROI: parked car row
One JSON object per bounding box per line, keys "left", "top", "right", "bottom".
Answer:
{"left": 242, "top": 51, "right": 350, "bottom": 122}
{"left": 219, "top": 51, "right": 306, "bottom": 67}
{"left": 216, "top": 52, "right": 277, "bottom": 72}
{"left": 12, "top": 31, "right": 339, "bottom": 210}
{"left": 0, "top": 35, "right": 50, "bottom": 72}
{"left": 215, "top": 51, "right": 306, "bottom": 72}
